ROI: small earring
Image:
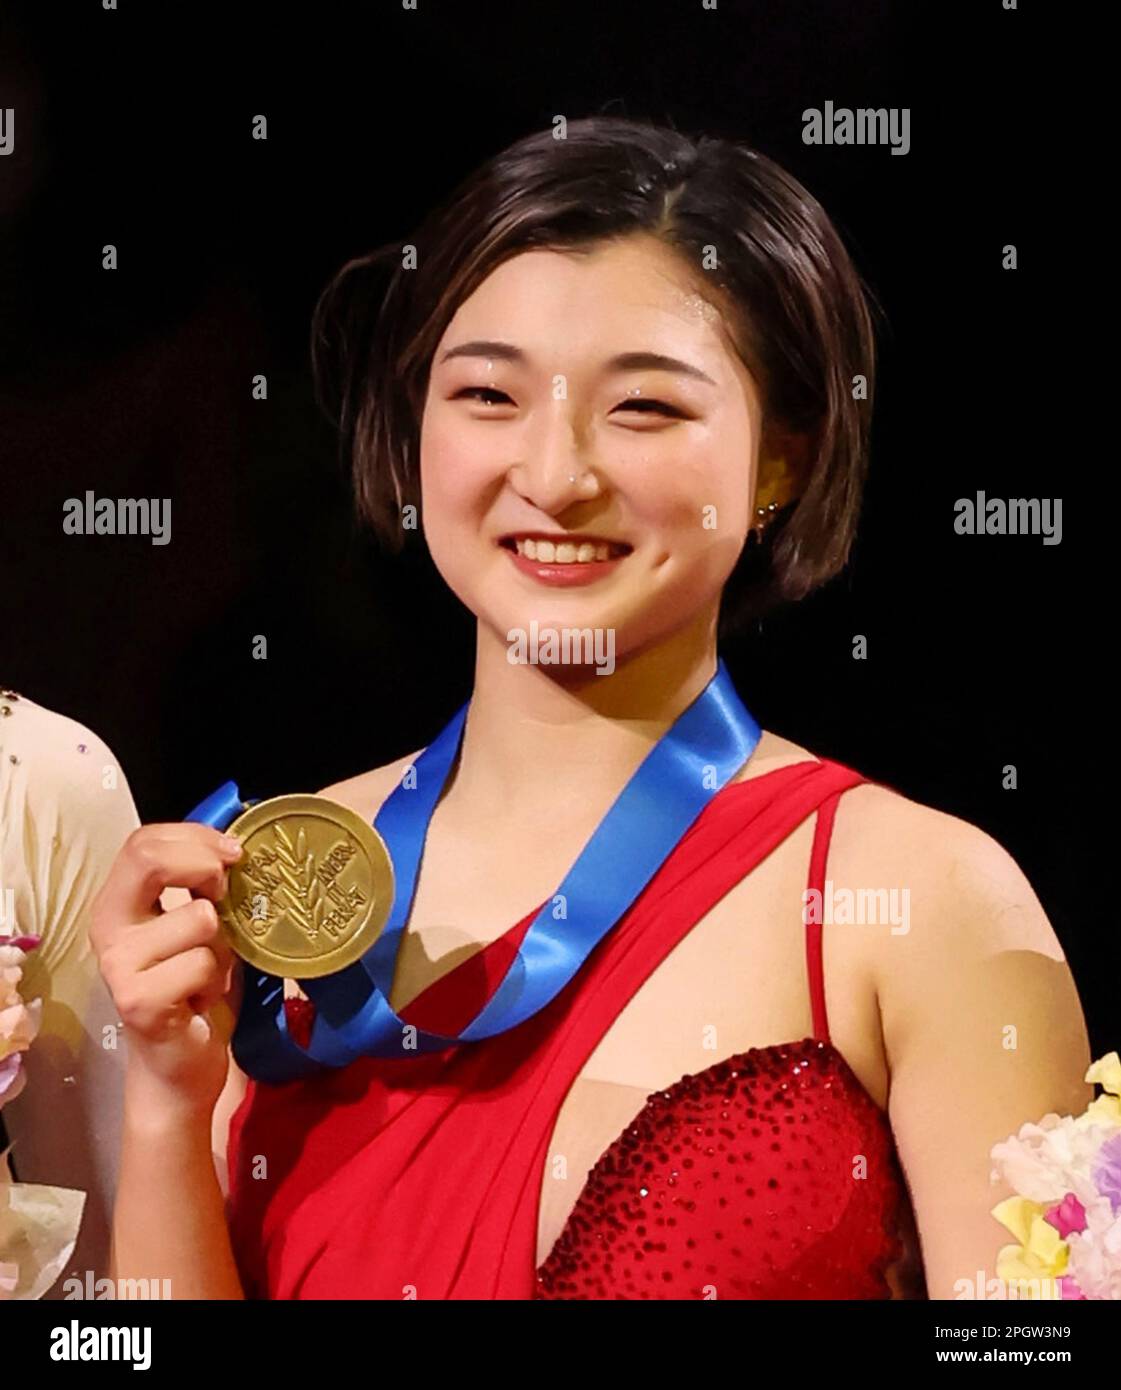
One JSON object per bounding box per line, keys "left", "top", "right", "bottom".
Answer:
{"left": 751, "top": 499, "right": 779, "bottom": 544}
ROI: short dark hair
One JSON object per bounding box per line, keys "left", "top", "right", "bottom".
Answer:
{"left": 310, "top": 116, "right": 879, "bottom": 636}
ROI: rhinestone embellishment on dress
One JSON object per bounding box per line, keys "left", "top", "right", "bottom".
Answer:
{"left": 535, "top": 1038, "right": 905, "bottom": 1300}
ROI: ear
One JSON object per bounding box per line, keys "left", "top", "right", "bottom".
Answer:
{"left": 755, "top": 422, "right": 814, "bottom": 510}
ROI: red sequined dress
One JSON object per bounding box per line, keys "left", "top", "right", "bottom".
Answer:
{"left": 225, "top": 758, "right": 920, "bottom": 1299}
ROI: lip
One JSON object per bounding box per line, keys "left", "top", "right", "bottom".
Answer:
{"left": 497, "top": 532, "right": 632, "bottom": 587}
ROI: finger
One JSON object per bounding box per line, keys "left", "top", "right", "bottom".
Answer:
{"left": 117, "top": 946, "right": 227, "bottom": 1032}
{"left": 188, "top": 953, "right": 238, "bottom": 1013}
{"left": 103, "top": 824, "right": 243, "bottom": 925}
{"left": 112, "top": 899, "right": 234, "bottom": 974}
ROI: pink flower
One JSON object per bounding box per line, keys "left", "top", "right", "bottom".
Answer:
{"left": 2, "top": 936, "right": 40, "bottom": 954}
{"left": 1045, "top": 1193, "right": 1088, "bottom": 1239}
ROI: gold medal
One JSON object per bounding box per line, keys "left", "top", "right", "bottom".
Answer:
{"left": 216, "top": 794, "right": 394, "bottom": 980}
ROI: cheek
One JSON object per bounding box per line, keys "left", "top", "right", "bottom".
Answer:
{"left": 419, "top": 414, "right": 492, "bottom": 529}
{"left": 632, "top": 450, "right": 753, "bottom": 553}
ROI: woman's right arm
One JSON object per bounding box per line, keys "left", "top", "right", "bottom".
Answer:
{"left": 90, "top": 822, "right": 248, "bottom": 1300}
{"left": 115, "top": 1075, "right": 245, "bottom": 1299}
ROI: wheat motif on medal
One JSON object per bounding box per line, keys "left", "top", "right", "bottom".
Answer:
{"left": 216, "top": 795, "right": 394, "bottom": 979}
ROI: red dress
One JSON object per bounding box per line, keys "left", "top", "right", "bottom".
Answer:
{"left": 226, "top": 758, "right": 918, "bottom": 1299}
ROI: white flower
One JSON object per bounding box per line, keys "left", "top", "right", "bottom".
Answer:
{"left": 1066, "top": 1198, "right": 1121, "bottom": 1300}
{"left": 990, "top": 1113, "right": 1118, "bottom": 1209}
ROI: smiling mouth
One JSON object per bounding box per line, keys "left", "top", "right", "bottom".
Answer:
{"left": 497, "top": 533, "right": 633, "bottom": 565}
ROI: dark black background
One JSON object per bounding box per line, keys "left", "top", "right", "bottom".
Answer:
{"left": 1, "top": 2, "right": 1107, "bottom": 1049}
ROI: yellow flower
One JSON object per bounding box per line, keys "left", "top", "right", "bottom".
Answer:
{"left": 992, "top": 1196, "right": 1068, "bottom": 1294}
{"left": 1082, "top": 1053, "right": 1121, "bottom": 1126}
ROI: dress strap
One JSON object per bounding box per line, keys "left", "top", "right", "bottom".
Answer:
{"left": 804, "top": 786, "right": 853, "bottom": 1044}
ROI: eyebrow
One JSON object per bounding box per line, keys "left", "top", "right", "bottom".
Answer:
{"left": 437, "top": 339, "right": 717, "bottom": 386}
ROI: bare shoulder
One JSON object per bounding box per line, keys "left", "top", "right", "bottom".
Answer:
{"left": 740, "top": 728, "right": 1058, "bottom": 958}
{"left": 827, "top": 780, "right": 1065, "bottom": 960}
{"left": 823, "top": 779, "right": 1089, "bottom": 1101}
{"left": 316, "top": 750, "right": 424, "bottom": 824}
{"left": 820, "top": 783, "right": 1092, "bottom": 1296}
{"left": 747, "top": 733, "right": 1078, "bottom": 1045}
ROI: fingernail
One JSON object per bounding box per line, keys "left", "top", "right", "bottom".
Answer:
{"left": 220, "top": 834, "right": 243, "bottom": 856}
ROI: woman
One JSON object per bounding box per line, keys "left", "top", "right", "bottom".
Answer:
{"left": 1, "top": 687, "right": 138, "bottom": 1294}
{"left": 90, "top": 118, "right": 1091, "bottom": 1300}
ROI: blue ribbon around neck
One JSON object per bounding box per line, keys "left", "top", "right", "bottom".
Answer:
{"left": 185, "top": 658, "right": 761, "bottom": 1083}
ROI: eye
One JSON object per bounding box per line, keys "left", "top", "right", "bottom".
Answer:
{"left": 454, "top": 386, "right": 515, "bottom": 406}
{"left": 612, "top": 397, "right": 688, "bottom": 420}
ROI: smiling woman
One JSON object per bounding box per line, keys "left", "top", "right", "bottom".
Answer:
{"left": 91, "top": 116, "right": 1091, "bottom": 1303}
{"left": 313, "top": 124, "right": 873, "bottom": 641}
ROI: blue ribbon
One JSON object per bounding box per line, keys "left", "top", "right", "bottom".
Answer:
{"left": 186, "top": 658, "right": 761, "bottom": 1083}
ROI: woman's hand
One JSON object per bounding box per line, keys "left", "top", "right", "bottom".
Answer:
{"left": 90, "top": 823, "right": 245, "bottom": 1125}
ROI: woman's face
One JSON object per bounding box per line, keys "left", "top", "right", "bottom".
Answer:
{"left": 419, "top": 233, "right": 766, "bottom": 669}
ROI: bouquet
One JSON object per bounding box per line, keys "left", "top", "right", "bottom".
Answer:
{"left": 990, "top": 1052, "right": 1121, "bottom": 1300}
{"left": 1, "top": 933, "right": 87, "bottom": 1299}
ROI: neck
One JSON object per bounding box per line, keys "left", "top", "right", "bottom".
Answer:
{"left": 444, "top": 608, "right": 722, "bottom": 825}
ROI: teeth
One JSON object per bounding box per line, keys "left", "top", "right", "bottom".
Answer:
{"left": 515, "top": 538, "right": 618, "bottom": 564}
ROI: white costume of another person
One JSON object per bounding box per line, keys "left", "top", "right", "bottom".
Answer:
{"left": 1, "top": 687, "right": 138, "bottom": 1295}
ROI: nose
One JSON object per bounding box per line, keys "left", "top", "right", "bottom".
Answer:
{"left": 507, "top": 405, "right": 602, "bottom": 514}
